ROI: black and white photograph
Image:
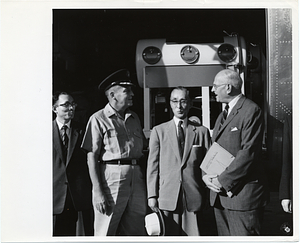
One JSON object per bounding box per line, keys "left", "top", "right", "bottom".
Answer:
{"left": 1, "top": 0, "right": 298, "bottom": 242}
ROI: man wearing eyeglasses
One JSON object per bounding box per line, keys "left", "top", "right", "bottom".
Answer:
{"left": 202, "top": 69, "right": 269, "bottom": 236}
{"left": 52, "top": 91, "right": 93, "bottom": 236}
{"left": 147, "top": 86, "right": 211, "bottom": 236}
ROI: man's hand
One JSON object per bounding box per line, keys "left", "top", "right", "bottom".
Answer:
{"left": 281, "top": 199, "right": 292, "bottom": 213}
{"left": 202, "top": 174, "right": 222, "bottom": 193}
{"left": 148, "top": 198, "right": 159, "bottom": 212}
{"left": 93, "top": 188, "right": 110, "bottom": 214}
{"left": 87, "top": 152, "right": 111, "bottom": 214}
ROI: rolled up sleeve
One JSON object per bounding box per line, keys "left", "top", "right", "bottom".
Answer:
{"left": 81, "top": 115, "right": 103, "bottom": 155}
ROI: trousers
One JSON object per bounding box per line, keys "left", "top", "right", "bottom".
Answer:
{"left": 162, "top": 188, "right": 201, "bottom": 236}
{"left": 214, "top": 206, "right": 265, "bottom": 236}
{"left": 93, "top": 164, "right": 147, "bottom": 236}
{"left": 53, "top": 190, "right": 78, "bottom": 236}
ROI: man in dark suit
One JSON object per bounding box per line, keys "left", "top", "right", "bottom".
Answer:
{"left": 202, "top": 69, "right": 269, "bottom": 236}
{"left": 147, "top": 86, "right": 211, "bottom": 236}
{"left": 279, "top": 113, "right": 292, "bottom": 214}
{"left": 52, "top": 91, "right": 93, "bottom": 236}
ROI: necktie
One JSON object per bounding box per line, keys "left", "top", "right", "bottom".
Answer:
{"left": 177, "top": 120, "right": 185, "bottom": 158}
{"left": 219, "top": 104, "right": 229, "bottom": 130}
{"left": 61, "top": 125, "right": 69, "bottom": 151}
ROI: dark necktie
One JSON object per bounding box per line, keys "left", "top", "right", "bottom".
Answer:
{"left": 219, "top": 104, "right": 229, "bottom": 130}
{"left": 61, "top": 125, "right": 69, "bottom": 152}
{"left": 177, "top": 120, "right": 185, "bottom": 158}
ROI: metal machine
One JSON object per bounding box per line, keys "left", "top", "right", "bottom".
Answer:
{"left": 136, "top": 34, "right": 249, "bottom": 137}
{"left": 135, "top": 8, "right": 294, "bottom": 188}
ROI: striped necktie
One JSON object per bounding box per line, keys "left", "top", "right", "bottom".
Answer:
{"left": 61, "top": 125, "right": 69, "bottom": 150}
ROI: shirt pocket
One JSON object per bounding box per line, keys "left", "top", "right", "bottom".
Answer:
{"left": 130, "top": 129, "right": 143, "bottom": 144}
{"left": 134, "top": 132, "right": 141, "bottom": 138}
{"left": 104, "top": 129, "right": 123, "bottom": 154}
{"left": 131, "top": 128, "right": 142, "bottom": 139}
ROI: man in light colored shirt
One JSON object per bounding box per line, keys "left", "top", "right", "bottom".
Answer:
{"left": 81, "top": 69, "right": 148, "bottom": 236}
{"left": 147, "top": 86, "right": 211, "bottom": 236}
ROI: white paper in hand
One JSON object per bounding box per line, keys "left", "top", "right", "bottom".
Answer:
{"left": 200, "top": 142, "right": 235, "bottom": 175}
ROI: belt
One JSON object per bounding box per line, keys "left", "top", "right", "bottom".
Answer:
{"left": 101, "top": 159, "right": 138, "bottom": 165}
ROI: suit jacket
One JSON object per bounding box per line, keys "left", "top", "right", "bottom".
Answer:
{"left": 53, "top": 120, "right": 92, "bottom": 214}
{"left": 210, "top": 95, "right": 269, "bottom": 210}
{"left": 147, "top": 119, "right": 211, "bottom": 212}
{"left": 279, "top": 113, "right": 292, "bottom": 201}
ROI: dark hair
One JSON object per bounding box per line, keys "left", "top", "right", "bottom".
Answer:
{"left": 171, "top": 86, "right": 191, "bottom": 101}
{"left": 52, "top": 91, "right": 72, "bottom": 106}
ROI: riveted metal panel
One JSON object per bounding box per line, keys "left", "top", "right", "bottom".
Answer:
{"left": 268, "top": 9, "right": 292, "bottom": 121}
{"left": 267, "top": 8, "right": 292, "bottom": 175}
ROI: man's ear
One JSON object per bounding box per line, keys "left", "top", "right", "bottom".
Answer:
{"left": 226, "top": 84, "right": 232, "bottom": 94}
{"left": 52, "top": 105, "right": 57, "bottom": 114}
{"left": 109, "top": 91, "right": 115, "bottom": 99}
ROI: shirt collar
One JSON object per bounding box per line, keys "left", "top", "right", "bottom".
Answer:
{"left": 173, "top": 116, "right": 187, "bottom": 129}
{"left": 56, "top": 119, "right": 71, "bottom": 130}
{"left": 104, "top": 103, "right": 133, "bottom": 120}
{"left": 228, "top": 93, "right": 242, "bottom": 114}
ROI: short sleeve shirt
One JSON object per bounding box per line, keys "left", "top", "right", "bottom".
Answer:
{"left": 81, "top": 103, "right": 144, "bottom": 161}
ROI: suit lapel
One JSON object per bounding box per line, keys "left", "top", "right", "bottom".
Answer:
{"left": 212, "top": 114, "right": 222, "bottom": 142}
{"left": 181, "top": 123, "right": 196, "bottom": 165}
{"left": 167, "top": 121, "right": 182, "bottom": 162}
{"left": 53, "top": 120, "right": 65, "bottom": 162}
{"left": 215, "top": 96, "right": 246, "bottom": 141}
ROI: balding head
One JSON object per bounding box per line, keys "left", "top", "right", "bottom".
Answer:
{"left": 214, "top": 69, "right": 243, "bottom": 92}
{"left": 212, "top": 69, "right": 243, "bottom": 103}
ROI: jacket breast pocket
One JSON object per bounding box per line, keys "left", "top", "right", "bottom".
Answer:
{"left": 191, "top": 145, "right": 204, "bottom": 153}
{"left": 224, "top": 128, "right": 241, "bottom": 145}
{"left": 191, "top": 145, "right": 204, "bottom": 165}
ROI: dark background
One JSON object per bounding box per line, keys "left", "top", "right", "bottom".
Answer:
{"left": 53, "top": 9, "right": 266, "bottom": 122}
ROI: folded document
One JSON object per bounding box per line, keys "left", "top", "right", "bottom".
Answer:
{"left": 200, "top": 142, "right": 235, "bottom": 175}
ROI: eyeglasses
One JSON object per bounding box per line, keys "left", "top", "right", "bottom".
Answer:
{"left": 170, "top": 99, "right": 188, "bottom": 107}
{"left": 212, "top": 83, "right": 228, "bottom": 90}
{"left": 59, "top": 102, "right": 77, "bottom": 108}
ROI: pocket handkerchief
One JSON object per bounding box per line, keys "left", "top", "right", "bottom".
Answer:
{"left": 231, "top": 127, "right": 238, "bottom": 132}
{"left": 192, "top": 145, "right": 202, "bottom": 148}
